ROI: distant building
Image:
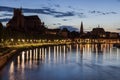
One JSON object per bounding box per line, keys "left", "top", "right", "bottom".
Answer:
{"left": 45, "top": 28, "right": 69, "bottom": 38}
{"left": 91, "top": 26, "right": 106, "bottom": 38}
{"left": 59, "top": 28, "right": 69, "bottom": 38}
{"left": 105, "top": 32, "right": 111, "bottom": 38}
{"left": 106, "top": 32, "right": 119, "bottom": 38}
{"left": 6, "top": 8, "right": 45, "bottom": 34}
{"left": 80, "top": 21, "right": 86, "bottom": 38}
{"left": 110, "top": 32, "right": 119, "bottom": 38}
{"left": 80, "top": 21, "right": 84, "bottom": 35}
{"left": 45, "top": 29, "right": 60, "bottom": 35}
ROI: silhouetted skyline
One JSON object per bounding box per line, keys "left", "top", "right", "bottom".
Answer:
{"left": 0, "top": 0, "right": 120, "bottom": 32}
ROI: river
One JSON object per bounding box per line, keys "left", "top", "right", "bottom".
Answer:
{"left": 0, "top": 44, "right": 120, "bottom": 80}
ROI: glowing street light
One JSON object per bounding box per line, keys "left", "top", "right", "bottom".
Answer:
{"left": 18, "top": 39, "right": 20, "bottom": 42}
{"left": 30, "top": 40, "right": 32, "bottom": 42}
{"left": 1, "top": 39, "right": 4, "bottom": 42}
{"left": 22, "top": 39, "right": 25, "bottom": 42}
{"left": 11, "top": 38, "right": 14, "bottom": 42}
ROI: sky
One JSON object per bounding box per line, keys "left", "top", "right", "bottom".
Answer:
{"left": 0, "top": 0, "right": 120, "bottom": 32}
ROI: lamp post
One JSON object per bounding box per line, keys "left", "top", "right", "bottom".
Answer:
{"left": 11, "top": 38, "right": 14, "bottom": 45}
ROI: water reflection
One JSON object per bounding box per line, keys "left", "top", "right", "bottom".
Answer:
{"left": 1, "top": 44, "right": 120, "bottom": 80}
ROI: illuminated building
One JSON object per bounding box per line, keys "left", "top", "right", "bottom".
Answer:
{"left": 91, "top": 25, "right": 106, "bottom": 38}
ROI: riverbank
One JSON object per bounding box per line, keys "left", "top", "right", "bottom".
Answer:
{"left": 0, "top": 49, "right": 17, "bottom": 69}
{"left": 0, "top": 42, "right": 71, "bottom": 69}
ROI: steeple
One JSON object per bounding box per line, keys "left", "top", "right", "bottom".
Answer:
{"left": 80, "top": 21, "right": 84, "bottom": 34}
{"left": 13, "top": 8, "right": 22, "bottom": 17}
{"left": 98, "top": 25, "right": 100, "bottom": 28}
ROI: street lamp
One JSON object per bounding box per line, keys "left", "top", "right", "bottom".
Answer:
{"left": 18, "top": 39, "right": 20, "bottom": 42}
{"left": 1, "top": 39, "right": 4, "bottom": 42}
{"left": 11, "top": 38, "right": 14, "bottom": 42}
{"left": 22, "top": 39, "right": 25, "bottom": 42}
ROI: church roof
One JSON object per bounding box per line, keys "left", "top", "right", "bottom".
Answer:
{"left": 92, "top": 27, "right": 105, "bottom": 34}
{"left": 24, "top": 15, "right": 40, "bottom": 20}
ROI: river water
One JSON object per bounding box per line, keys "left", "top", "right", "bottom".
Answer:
{"left": 0, "top": 44, "right": 120, "bottom": 80}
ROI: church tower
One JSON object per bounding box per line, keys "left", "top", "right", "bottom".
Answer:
{"left": 13, "top": 8, "right": 23, "bottom": 17}
{"left": 13, "top": 8, "right": 24, "bottom": 29}
{"left": 80, "top": 21, "right": 84, "bottom": 35}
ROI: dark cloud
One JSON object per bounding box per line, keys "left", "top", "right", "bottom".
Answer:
{"left": 0, "top": 6, "right": 13, "bottom": 12}
{"left": 0, "top": 6, "right": 76, "bottom": 18}
{"left": 62, "top": 19, "right": 69, "bottom": 21}
{"left": 77, "top": 13, "right": 86, "bottom": 18}
{"left": 54, "top": 4, "right": 60, "bottom": 7}
{"left": 0, "top": 18, "right": 10, "bottom": 22}
{"left": 110, "top": 12, "right": 117, "bottom": 14}
{"left": 2, "top": 13, "right": 13, "bottom": 17}
{"left": 53, "top": 23, "right": 61, "bottom": 25}
{"left": 116, "top": 28, "right": 120, "bottom": 30}
{"left": 57, "top": 23, "right": 61, "bottom": 25}
{"left": 89, "top": 10, "right": 117, "bottom": 15}
{"left": 53, "top": 23, "right": 56, "bottom": 25}
{"left": 59, "top": 25, "right": 78, "bottom": 32}
{"left": 54, "top": 11, "right": 75, "bottom": 18}
{"left": 62, "top": 19, "right": 72, "bottom": 21}
{"left": 68, "top": 6, "right": 71, "bottom": 9}
{"left": 1, "top": 6, "right": 116, "bottom": 20}
{"left": 68, "top": 6, "right": 75, "bottom": 10}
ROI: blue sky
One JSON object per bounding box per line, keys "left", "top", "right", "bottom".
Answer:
{"left": 0, "top": 0, "right": 120, "bottom": 32}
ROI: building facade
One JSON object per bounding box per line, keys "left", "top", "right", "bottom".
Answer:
{"left": 6, "top": 8, "right": 45, "bottom": 34}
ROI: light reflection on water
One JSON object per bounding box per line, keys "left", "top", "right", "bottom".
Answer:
{"left": 0, "top": 44, "right": 120, "bottom": 80}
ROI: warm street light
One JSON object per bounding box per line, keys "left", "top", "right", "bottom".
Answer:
{"left": 11, "top": 38, "right": 14, "bottom": 42}
{"left": 22, "top": 39, "right": 25, "bottom": 42}
{"left": 30, "top": 40, "right": 32, "bottom": 42}
{"left": 1, "top": 39, "right": 4, "bottom": 42}
{"left": 18, "top": 39, "right": 20, "bottom": 42}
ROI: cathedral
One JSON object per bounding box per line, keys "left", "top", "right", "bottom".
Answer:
{"left": 6, "top": 8, "right": 46, "bottom": 34}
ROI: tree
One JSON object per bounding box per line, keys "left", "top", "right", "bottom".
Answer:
{"left": 0, "top": 22, "right": 3, "bottom": 42}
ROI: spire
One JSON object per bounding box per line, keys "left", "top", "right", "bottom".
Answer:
{"left": 98, "top": 25, "right": 100, "bottom": 28}
{"left": 80, "top": 21, "right": 84, "bottom": 34}
{"left": 20, "top": 6, "right": 22, "bottom": 11}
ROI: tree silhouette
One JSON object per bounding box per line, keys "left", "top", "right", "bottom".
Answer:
{"left": 0, "top": 22, "right": 3, "bottom": 43}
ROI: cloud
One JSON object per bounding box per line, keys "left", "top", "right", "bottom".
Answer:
{"left": 62, "top": 19, "right": 72, "bottom": 21}
{"left": 77, "top": 13, "right": 86, "bottom": 18}
{"left": 53, "top": 23, "right": 61, "bottom": 25}
{"left": 62, "top": 19, "right": 68, "bottom": 21}
{"left": 54, "top": 11, "right": 75, "bottom": 18}
{"left": 116, "top": 28, "right": 120, "bottom": 30}
{"left": 0, "top": 13, "right": 13, "bottom": 17}
{"left": 62, "top": 19, "right": 70, "bottom": 21}
{"left": 0, "top": 6, "right": 13, "bottom": 12}
{"left": 3, "top": 13, "right": 12, "bottom": 16}
{"left": 0, "top": 6, "right": 76, "bottom": 18}
{"left": 0, "top": 18, "right": 10, "bottom": 22}
{"left": 0, "top": 6, "right": 87, "bottom": 19}
{"left": 57, "top": 23, "right": 61, "bottom": 25}
{"left": 89, "top": 10, "right": 117, "bottom": 15}
{"left": 54, "top": 4, "right": 60, "bottom": 7}
{"left": 1, "top": 6, "right": 116, "bottom": 20}
{"left": 59, "top": 25, "right": 79, "bottom": 32}
{"left": 68, "top": 6, "right": 72, "bottom": 9}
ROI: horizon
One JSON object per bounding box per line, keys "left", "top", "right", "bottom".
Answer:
{"left": 0, "top": 0, "right": 120, "bottom": 32}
